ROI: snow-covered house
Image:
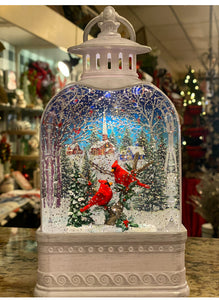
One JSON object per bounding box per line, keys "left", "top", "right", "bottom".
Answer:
{"left": 90, "top": 140, "right": 115, "bottom": 155}
{"left": 66, "top": 143, "right": 83, "bottom": 155}
{"left": 121, "top": 146, "right": 145, "bottom": 160}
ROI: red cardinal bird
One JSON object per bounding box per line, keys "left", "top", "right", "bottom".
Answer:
{"left": 111, "top": 160, "right": 150, "bottom": 190}
{"left": 80, "top": 180, "right": 113, "bottom": 213}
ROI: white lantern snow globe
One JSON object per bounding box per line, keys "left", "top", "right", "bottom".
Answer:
{"left": 35, "top": 6, "right": 189, "bottom": 297}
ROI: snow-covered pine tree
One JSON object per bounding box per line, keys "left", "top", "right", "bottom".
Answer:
{"left": 109, "top": 129, "right": 117, "bottom": 149}
{"left": 61, "top": 147, "right": 74, "bottom": 198}
{"left": 120, "top": 127, "right": 133, "bottom": 151}
{"left": 81, "top": 150, "right": 97, "bottom": 196}
{"left": 90, "top": 124, "right": 100, "bottom": 144}
{"left": 134, "top": 134, "right": 167, "bottom": 211}
{"left": 67, "top": 161, "right": 94, "bottom": 227}
{"left": 137, "top": 128, "right": 147, "bottom": 147}
{"left": 154, "top": 135, "right": 168, "bottom": 209}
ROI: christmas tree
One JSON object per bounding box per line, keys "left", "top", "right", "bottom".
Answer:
{"left": 136, "top": 135, "right": 167, "bottom": 211}
{"left": 181, "top": 67, "right": 204, "bottom": 107}
{"left": 120, "top": 128, "right": 133, "bottom": 150}
{"left": 81, "top": 150, "right": 97, "bottom": 196}
{"left": 136, "top": 129, "right": 147, "bottom": 147}
{"left": 67, "top": 162, "right": 94, "bottom": 227}
{"left": 61, "top": 148, "right": 74, "bottom": 198}
{"left": 180, "top": 67, "right": 207, "bottom": 175}
{"left": 90, "top": 125, "right": 100, "bottom": 144}
{"left": 109, "top": 129, "right": 117, "bottom": 149}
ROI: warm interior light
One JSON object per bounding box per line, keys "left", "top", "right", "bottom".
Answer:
{"left": 58, "top": 61, "right": 70, "bottom": 77}
{"left": 58, "top": 54, "right": 80, "bottom": 77}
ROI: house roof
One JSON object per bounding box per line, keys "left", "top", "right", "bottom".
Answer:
{"left": 127, "top": 146, "right": 145, "bottom": 155}
{"left": 69, "top": 143, "right": 81, "bottom": 150}
{"left": 90, "top": 139, "right": 114, "bottom": 150}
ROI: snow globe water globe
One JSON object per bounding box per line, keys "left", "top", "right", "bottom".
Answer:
{"left": 34, "top": 6, "right": 189, "bottom": 297}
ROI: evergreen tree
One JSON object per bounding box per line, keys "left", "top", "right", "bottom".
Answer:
{"left": 157, "top": 135, "right": 166, "bottom": 165}
{"left": 121, "top": 128, "right": 133, "bottom": 150}
{"left": 109, "top": 129, "right": 117, "bottom": 148}
{"left": 154, "top": 135, "right": 168, "bottom": 209}
{"left": 135, "top": 135, "right": 167, "bottom": 211}
{"left": 61, "top": 147, "right": 74, "bottom": 198}
{"left": 90, "top": 125, "right": 100, "bottom": 144}
{"left": 180, "top": 67, "right": 207, "bottom": 174}
{"left": 137, "top": 129, "right": 147, "bottom": 147}
{"left": 67, "top": 162, "right": 94, "bottom": 227}
{"left": 181, "top": 66, "right": 204, "bottom": 107}
{"left": 81, "top": 150, "right": 97, "bottom": 196}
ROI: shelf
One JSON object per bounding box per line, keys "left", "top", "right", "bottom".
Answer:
{"left": 5, "top": 130, "right": 37, "bottom": 136}
{"left": 11, "top": 155, "right": 39, "bottom": 161}
{"left": 0, "top": 104, "right": 43, "bottom": 115}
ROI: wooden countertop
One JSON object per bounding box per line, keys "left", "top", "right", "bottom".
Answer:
{"left": 0, "top": 227, "right": 218, "bottom": 297}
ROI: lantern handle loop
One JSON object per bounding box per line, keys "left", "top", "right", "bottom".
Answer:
{"left": 83, "top": 14, "right": 102, "bottom": 42}
{"left": 116, "top": 14, "right": 136, "bottom": 42}
{"left": 83, "top": 6, "right": 136, "bottom": 42}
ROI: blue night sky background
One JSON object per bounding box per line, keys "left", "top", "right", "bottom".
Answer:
{"left": 44, "top": 84, "right": 179, "bottom": 151}
{"left": 64, "top": 113, "right": 148, "bottom": 150}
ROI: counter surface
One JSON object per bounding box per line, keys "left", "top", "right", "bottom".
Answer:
{"left": 0, "top": 227, "right": 218, "bottom": 297}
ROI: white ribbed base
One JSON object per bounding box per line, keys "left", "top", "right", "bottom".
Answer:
{"left": 34, "top": 226, "right": 189, "bottom": 297}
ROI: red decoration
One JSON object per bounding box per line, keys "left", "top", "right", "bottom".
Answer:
{"left": 186, "top": 146, "right": 206, "bottom": 159}
{"left": 0, "top": 134, "right": 11, "bottom": 163}
{"left": 27, "top": 61, "right": 56, "bottom": 100}
{"left": 123, "top": 220, "right": 129, "bottom": 228}
{"left": 111, "top": 160, "right": 150, "bottom": 189}
{"left": 184, "top": 127, "right": 208, "bottom": 139}
{"left": 80, "top": 180, "right": 113, "bottom": 212}
{"left": 73, "top": 128, "right": 81, "bottom": 134}
{"left": 186, "top": 105, "right": 202, "bottom": 115}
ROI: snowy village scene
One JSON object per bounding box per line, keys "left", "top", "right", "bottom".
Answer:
{"left": 40, "top": 83, "right": 181, "bottom": 233}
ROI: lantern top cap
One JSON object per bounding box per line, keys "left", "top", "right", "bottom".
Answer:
{"left": 68, "top": 6, "right": 151, "bottom": 55}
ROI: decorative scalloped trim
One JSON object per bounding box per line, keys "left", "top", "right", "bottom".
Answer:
{"left": 37, "top": 270, "right": 185, "bottom": 288}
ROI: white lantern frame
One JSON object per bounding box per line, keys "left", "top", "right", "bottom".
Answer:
{"left": 35, "top": 6, "right": 189, "bottom": 297}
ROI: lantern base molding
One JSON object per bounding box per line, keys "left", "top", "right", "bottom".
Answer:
{"left": 34, "top": 226, "right": 189, "bottom": 297}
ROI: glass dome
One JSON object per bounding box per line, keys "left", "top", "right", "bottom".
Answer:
{"left": 40, "top": 6, "right": 181, "bottom": 233}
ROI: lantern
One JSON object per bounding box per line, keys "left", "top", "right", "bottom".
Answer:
{"left": 35, "top": 6, "right": 189, "bottom": 297}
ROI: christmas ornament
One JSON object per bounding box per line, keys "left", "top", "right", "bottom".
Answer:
{"left": 35, "top": 6, "right": 189, "bottom": 297}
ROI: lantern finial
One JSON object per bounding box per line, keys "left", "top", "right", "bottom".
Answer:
{"left": 98, "top": 6, "right": 120, "bottom": 38}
